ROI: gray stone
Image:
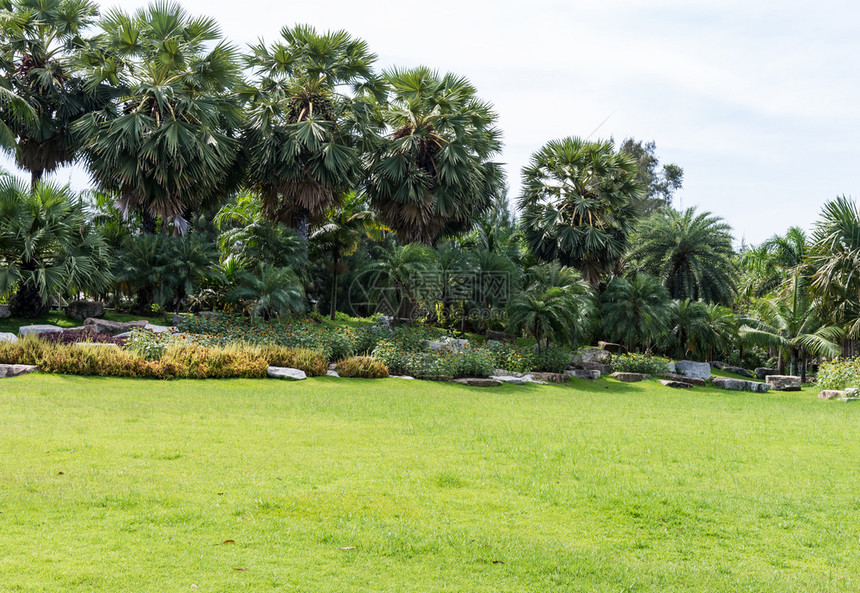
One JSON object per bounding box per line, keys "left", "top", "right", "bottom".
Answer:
{"left": 529, "top": 372, "right": 571, "bottom": 383}
{"left": 674, "top": 360, "right": 712, "bottom": 380}
{"left": 755, "top": 367, "right": 778, "bottom": 381}
{"left": 574, "top": 347, "right": 611, "bottom": 364}
{"left": 0, "top": 332, "right": 17, "bottom": 343}
{"left": 663, "top": 373, "right": 706, "bottom": 387}
{"left": 611, "top": 372, "right": 649, "bottom": 383}
{"left": 0, "top": 304, "right": 9, "bottom": 318}
{"left": 580, "top": 361, "right": 613, "bottom": 374}
{"left": 390, "top": 375, "right": 415, "bottom": 380}
{"left": 494, "top": 369, "right": 527, "bottom": 378}
{"left": 711, "top": 377, "right": 769, "bottom": 392}
{"left": 429, "top": 336, "right": 469, "bottom": 352}
{"left": 0, "top": 364, "right": 38, "bottom": 378}
{"left": 597, "top": 341, "right": 624, "bottom": 353}
{"left": 522, "top": 375, "right": 548, "bottom": 385}
{"left": 453, "top": 377, "right": 502, "bottom": 387}
{"left": 666, "top": 362, "right": 676, "bottom": 374}
{"left": 766, "top": 375, "right": 802, "bottom": 391}
{"left": 83, "top": 318, "right": 148, "bottom": 335}
{"left": 113, "top": 331, "right": 134, "bottom": 339}
{"left": 723, "top": 365, "right": 755, "bottom": 378}
{"left": 18, "top": 324, "right": 64, "bottom": 337}
{"left": 660, "top": 379, "right": 693, "bottom": 389}
{"left": 750, "top": 382, "right": 770, "bottom": 393}
{"left": 73, "top": 342, "right": 118, "bottom": 348}
{"left": 491, "top": 375, "right": 528, "bottom": 385}
{"left": 566, "top": 369, "right": 601, "bottom": 380}
{"left": 64, "top": 300, "right": 105, "bottom": 320}
{"left": 326, "top": 370, "right": 340, "bottom": 377}
{"left": 144, "top": 323, "right": 172, "bottom": 334}
{"left": 709, "top": 361, "right": 729, "bottom": 369}
{"left": 267, "top": 366, "right": 307, "bottom": 380}
{"left": 818, "top": 390, "right": 845, "bottom": 400}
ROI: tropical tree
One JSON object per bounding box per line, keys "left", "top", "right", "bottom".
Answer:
{"left": 0, "top": 0, "right": 108, "bottom": 185}
{"left": 0, "top": 177, "right": 112, "bottom": 317}
{"left": 507, "top": 262, "right": 593, "bottom": 352}
{"left": 367, "top": 66, "right": 503, "bottom": 244}
{"left": 740, "top": 277, "right": 842, "bottom": 378}
{"left": 661, "top": 299, "right": 736, "bottom": 361}
{"left": 618, "top": 137, "right": 684, "bottom": 214}
{"left": 599, "top": 274, "right": 671, "bottom": 352}
{"left": 519, "top": 137, "right": 643, "bottom": 285}
{"left": 76, "top": 1, "right": 243, "bottom": 232}
{"left": 808, "top": 196, "right": 860, "bottom": 336}
{"left": 362, "top": 242, "right": 437, "bottom": 320}
{"left": 310, "top": 192, "right": 385, "bottom": 319}
{"left": 629, "top": 207, "right": 736, "bottom": 305}
{"left": 739, "top": 226, "right": 807, "bottom": 300}
{"left": 226, "top": 263, "right": 305, "bottom": 319}
{"left": 242, "top": 25, "right": 384, "bottom": 240}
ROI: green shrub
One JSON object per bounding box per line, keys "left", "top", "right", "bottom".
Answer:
{"left": 446, "top": 348, "right": 496, "bottom": 378}
{"left": 612, "top": 352, "right": 671, "bottom": 375}
{"left": 352, "top": 325, "right": 390, "bottom": 355}
{"left": 486, "top": 340, "right": 534, "bottom": 373}
{"left": 372, "top": 340, "right": 451, "bottom": 380}
{"left": 817, "top": 358, "right": 860, "bottom": 390}
{"left": 336, "top": 356, "right": 389, "bottom": 378}
{"left": 257, "top": 345, "right": 326, "bottom": 377}
{"left": 160, "top": 344, "right": 268, "bottom": 379}
{"left": 532, "top": 346, "right": 572, "bottom": 373}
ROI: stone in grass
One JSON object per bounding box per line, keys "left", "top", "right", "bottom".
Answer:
{"left": 711, "top": 377, "right": 769, "bottom": 393}
{"left": 566, "top": 369, "right": 601, "bottom": 380}
{"left": 529, "top": 372, "right": 570, "bottom": 383}
{"left": 267, "top": 366, "right": 307, "bottom": 380}
{"left": 663, "top": 373, "right": 706, "bottom": 387}
{"left": 674, "top": 360, "right": 712, "bottom": 381}
{"left": 818, "top": 390, "right": 845, "bottom": 400}
{"left": 660, "top": 379, "right": 693, "bottom": 389}
{"left": 18, "top": 324, "right": 64, "bottom": 336}
{"left": 390, "top": 375, "right": 415, "bottom": 380}
{"left": 709, "top": 361, "right": 729, "bottom": 369}
{"left": 453, "top": 377, "right": 502, "bottom": 387}
{"left": 610, "top": 372, "right": 649, "bottom": 383}
{"left": 766, "top": 375, "right": 801, "bottom": 391}
{"left": 0, "top": 332, "right": 17, "bottom": 343}
{"left": 0, "top": 364, "right": 38, "bottom": 378}
{"left": 755, "top": 367, "right": 778, "bottom": 380}
{"left": 326, "top": 370, "right": 340, "bottom": 378}
{"left": 84, "top": 318, "right": 148, "bottom": 335}
{"left": 491, "top": 375, "right": 528, "bottom": 385}
{"left": 723, "top": 365, "right": 755, "bottom": 378}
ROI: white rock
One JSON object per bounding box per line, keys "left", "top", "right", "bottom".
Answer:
{"left": 491, "top": 375, "right": 528, "bottom": 385}
{"left": 18, "top": 324, "right": 64, "bottom": 336}
{"left": 0, "top": 332, "right": 18, "bottom": 343}
{"left": 326, "top": 370, "right": 340, "bottom": 377}
{"left": 144, "top": 323, "right": 172, "bottom": 333}
{"left": 0, "top": 364, "right": 38, "bottom": 377}
{"left": 73, "top": 342, "right": 118, "bottom": 348}
{"left": 674, "top": 360, "right": 712, "bottom": 380}
{"left": 390, "top": 375, "right": 415, "bottom": 380}
{"left": 267, "top": 366, "right": 307, "bottom": 380}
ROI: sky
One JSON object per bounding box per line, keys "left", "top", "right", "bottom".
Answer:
{"left": 8, "top": 0, "right": 860, "bottom": 246}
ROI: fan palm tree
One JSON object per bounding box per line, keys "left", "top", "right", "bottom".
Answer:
{"left": 367, "top": 66, "right": 503, "bottom": 244}
{"left": 242, "top": 25, "right": 384, "bottom": 240}
{"left": 0, "top": 177, "right": 112, "bottom": 316}
{"left": 600, "top": 274, "right": 671, "bottom": 352}
{"left": 75, "top": 1, "right": 243, "bottom": 232}
{"left": 629, "top": 207, "right": 736, "bottom": 305}
{"left": 519, "top": 137, "right": 643, "bottom": 285}
{"left": 310, "top": 192, "right": 386, "bottom": 319}
{"left": 362, "top": 242, "right": 438, "bottom": 321}
{"left": 808, "top": 196, "right": 860, "bottom": 336}
{"left": 226, "top": 263, "right": 305, "bottom": 320}
{"left": 0, "top": 0, "right": 108, "bottom": 185}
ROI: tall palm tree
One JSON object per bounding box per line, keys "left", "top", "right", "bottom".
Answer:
{"left": 739, "top": 226, "right": 807, "bottom": 300}
{"left": 0, "top": 177, "right": 112, "bottom": 317}
{"left": 599, "top": 274, "right": 671, "bottom": 352}
{"left": 310, "top": 192, "right": 386, "bottom": 319}
{"left": 629, "top": 207, "right": 736, "bottom": 305}
{"left": 367, "top": 67, "right": 503, "bottom": 245}
{"left": 661, "top": 299, "right": 736, "bottom": 361}
{"left": 808, "top": 196, "right": 860, "bottom": 336}
{"left": 75, "top": 2, "right": 243, "bottom": 232}
{"left": 519, "top": 137, "right": 643, "bottom": 285}
{"left": 242, "top": 25, "right": 384, "bottom": 240}
{"left": 0, "top": 0, "right": 108, "bottom": 185}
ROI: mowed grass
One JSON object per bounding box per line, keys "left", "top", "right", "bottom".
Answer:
{"left": 0, "top": 375, "right": 858, "bottom": 592}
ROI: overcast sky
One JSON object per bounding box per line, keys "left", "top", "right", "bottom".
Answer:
{"left": 9, "top": 0, "right": 859, "bottom": 245}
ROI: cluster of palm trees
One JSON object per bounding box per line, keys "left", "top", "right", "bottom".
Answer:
{"left": 0, "top": 0, "right": 858, "bottom": 376}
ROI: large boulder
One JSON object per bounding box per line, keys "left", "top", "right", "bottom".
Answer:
{"left": 64, "top": 300, "right": 105, "bottom": 320}
{"left": 267, "top": 366, "right": 307, "bottom": 380}
{"left": 83, "top": 318, "right": 147, "bottom": 336}
{"left": 712, "top": 377, "right": 769, "bottom": 393}
{"left": 674, "top": 360, "right": 712, "bottom": 381}
{"left": 529, "top": 372, "right": 570, "bottom": 383}
{"left": 818, "top": 390, "right": 846, "bottom": 400}
{"left": 660, "top": 379, "right": 692, "bottom": 389}
{"left": 709, "top": 361, "right": 729, "bottom": 369}
{"left": 0, "top": 364, "right": 38, "bottom": 378}
{"left": 428, "top": 336, "right": 469, "bottom": 352}
{"left": 723, "top": 365, "right": 755, "bottom": 378}
{"left": 663, "top": 373, "right": 706, "bottom": 387}
{"left": 144, "top": 323, "right": 172, "bottom": 334}
{"left": 0, "top": 332, "right": 17, "bottom": 343}
{"left": 453, "top": 377, "right": 502, "bottom": 387}
{"left": 580, "top": 361, "right": 613, "bottom": 374}
{"left": 566, "top": 369, "right": 601, "bottom": 380}
{"left": 18, "top": 324, "right": 64, "bottom": 337}
{"left": 0, "top": 304, "right": 9, "bottom": 318}
{"left": 574, "top": 347, "right": 611, "bottom": 364}
{"left": 611, "top": 372, "right": 649, "bottom": 383}
{"left": 766, "top": 375, "right": 801, "bottom": 391}
{"left": 490, "top": 374, "right": 528, "bottom": 385}
{"left": 755, "top": 367, "right": 778, "bottom": 381}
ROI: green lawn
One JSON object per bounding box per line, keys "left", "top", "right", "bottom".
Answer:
{"left": 0, "top": 375, "right": 856, "bottom": 592}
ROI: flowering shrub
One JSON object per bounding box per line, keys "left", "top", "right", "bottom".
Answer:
{"left": 486, "top": 340, "right": 534, "bottom": 373}
{"left": 372, "top": 340, "right": 451, "bottom": 380}
{"left": 160, "top": 344, "right": 268, "bottom": 379}
{"left": 446, "top": 348, "right": 496, "bottom": 378}
{"left": 817, "top": 358, "right": 860, "bottom": 390}
{"left": 336, "top": 356, "right": 389, "bottom": 378}
{"left": 126, "top": 328, "right": 219, "bottom": 360}
{"left": 612, "top": 353, "right": 671, "bottom": 376}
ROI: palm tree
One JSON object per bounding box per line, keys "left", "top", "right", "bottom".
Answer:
{"left": 661, "top": 299, "right": 736, "bottom": 361}
{"left": 508, "top": 262, "right": 594, "bottom": 352}
{"left": 629, "top": 207, "right": 736, "bottom": 305}
{"left": 808, "top": 196, "right": 860, "bottom": 336}
{"left": 242, "top": 25, "right": 384, "bottom": 240}
{"left": 519, "top": 137, "right": 643, "bottom": 285}
{"left": 75, "top": 2, "right": 243, "bottom": 232}
{"left": 367, "top": 67, "right": 503, "bottom": 244}
{"left": 310, "top": 192, "right": 386, "bottom": 319}
{"left": 739, "top": 226, "right": 807, "bottom": 300}
{"left": 599, "top": 274, "right": 671, "bottom": 352}
{"left": 0, "top": 0, "right": 108, "bottom": 185}
{"left": 363, "top": 242, "right": 438, "bottom": 321}
{"left": 226, "top": 263, "right": 305, "bottom": 320}
{"left": 740, "top": 276, "right": 841, "bottom": 378}
{"left": 0, "top": 177, "right": 112, "bottom": 317}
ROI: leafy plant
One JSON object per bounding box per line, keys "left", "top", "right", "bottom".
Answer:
{"left": 817, "top": 358, "right": 860, "bottom": 391}
{"left": 612, "top": 353, "right": 671, "bottom": 376}
{"left": 256, "top": 345, "right": 327, "bottom": 377}
{"left": 336, "top": 356, "right": 389, "bottom": 378}
{"left": 531, "top": 345, "right": 572, "bottom": 373}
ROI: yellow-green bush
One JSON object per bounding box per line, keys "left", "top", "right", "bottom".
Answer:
{"left": 336, "top": 356, "right": 389, "bottom": 379}
{"left": 160, "top": 344, "right": 268, "bottom": 379}
{"left": 256, "top": 345, "right": 327, "bottom": 377}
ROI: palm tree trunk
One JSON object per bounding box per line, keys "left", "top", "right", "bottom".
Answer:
{"left": 30, "top": 169, "right": 43, "bottom": 189}
{"left": 329, "top": 250, "right": 340, "bottom": 321}
{"left": 141, "top": 208, "right": 157, "bottom": 234}
{"left": 790, "top": 347, "right": 798, "bottom": 376}
{"left": 777, "top": 349, "right": 785, "bottom": 374}
{"left": 296, "top": 208, "right": 310, "bottom": 243}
